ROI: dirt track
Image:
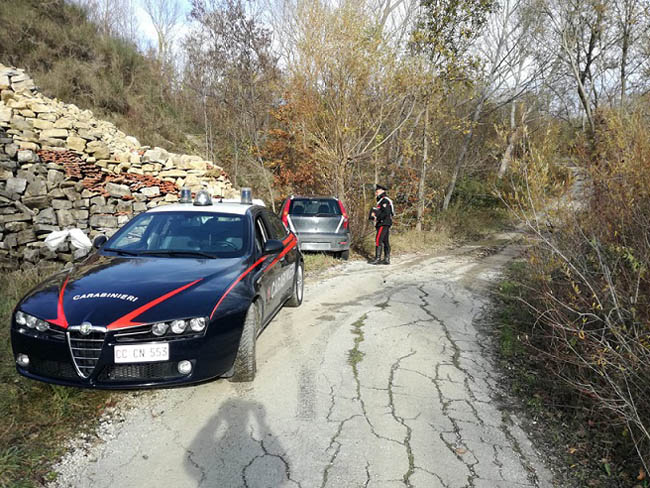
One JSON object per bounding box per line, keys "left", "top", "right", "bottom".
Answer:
{"left": 52, "top": 235, "right": 554, "bottom": 488}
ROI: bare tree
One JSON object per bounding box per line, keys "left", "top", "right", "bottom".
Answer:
{"left": 284, "top": 0, "right": 417, "bottom": 199}
{"left": 534, "top": 0, "right": 649, "bottom": 135}
{"left": 495, "top": 1, "right": 546, "bottom": 178}
{"left": 143, "top": 0, "right": 183, "bottom": 67}
{"left": 75, "top": 0, "right": 139, "bottom": 41}
{"left": 612, "top": 0, "right": 650, "bottom": 105}
{"left": 184, "top": 0, "right": 280, "bottom": 207}
{"left": 440, "top": 0, "right": 539, "bottom": 209}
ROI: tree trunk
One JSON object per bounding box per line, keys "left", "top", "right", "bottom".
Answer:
{"left": 442, "top": 98, "right": 484, "bottom": 210}
{"left": 202, "top": 95, "right": 209, "bottom": 162}
{"left": 233, "top": 142, "right": 239, "bottom": 190}
{"left": 374, "top": 150, "right": 378, "bottom": 187}
{"left": 336, "top": 160, "right": 346, "bottom": 200}
{"left": 619, "top": 0, "right": 632, "bottom": 107}
{"left": 260, "top": 158, "right": 275, "bottom": 212}
{"left": 497, "top": 101, "right": 517, "bottom": 179}
{"left": 416, "top": 102, "right": 429, "bottom": 231}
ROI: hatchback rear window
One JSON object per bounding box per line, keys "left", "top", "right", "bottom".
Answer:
{"left": 289, "top": 198, "right": 341, "bottom": 216}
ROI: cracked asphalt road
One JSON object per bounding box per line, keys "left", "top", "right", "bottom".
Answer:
{"left": 53, "top": 236, "right": 554, "bottom": 488}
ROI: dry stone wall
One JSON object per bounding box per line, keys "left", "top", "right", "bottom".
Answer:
{"left": 0, "top": 64, "right": 237, "bottom": 270}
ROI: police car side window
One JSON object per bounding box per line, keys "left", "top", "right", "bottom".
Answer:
{"left": 262, "top": 210, "right": 287, "bottom": 240}
{"left": 255, "top": 217, "right": 267, "bottom": 254}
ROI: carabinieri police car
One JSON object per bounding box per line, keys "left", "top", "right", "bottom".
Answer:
{"left": 11, "top": 189, "right": 303, "bottom": 388}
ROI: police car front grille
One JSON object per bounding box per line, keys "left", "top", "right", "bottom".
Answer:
{"left": 99, "top": 362, "right": 184, "bottom": 382}
{"left": 29, "top": 358, "right": 78, "bottom": 380}
{"left": 67, "top": 330, "right": 106, "bottom": 378}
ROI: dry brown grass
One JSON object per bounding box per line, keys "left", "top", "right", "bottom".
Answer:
{"left": 501, "top": 108, "right": 650, "bottom": 476}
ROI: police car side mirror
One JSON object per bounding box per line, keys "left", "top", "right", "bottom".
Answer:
{"left": 262, "top": 239, "right": 284, "bottom": 255}
{"left": 93, "top": 235, "right": 107, "bottom": 249}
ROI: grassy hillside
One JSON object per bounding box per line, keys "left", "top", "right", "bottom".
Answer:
{"left": 0, "top": 0, "right": 197, "bottom": 151}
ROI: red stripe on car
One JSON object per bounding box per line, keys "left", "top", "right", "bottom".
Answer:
{"left": 48, "top": 276, "right": 70, "bottom": 328}
{"left": 107, "top": 279, "right": 203, "bottom": 330}
{"left": 210, "top": 256, "right": 269, "bottom": 319}
{"left": 266, "top": 237, "right": 297, "bottom": 273}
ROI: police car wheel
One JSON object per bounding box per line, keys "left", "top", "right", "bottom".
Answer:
{"left": 229, "top": 302, "right": 259, "bottom": 382}
{"left": 339, "top": 250, "right": 349, "bottom": 260}
{"left": 286, "top": 261, "right": 304, "bottom": 307}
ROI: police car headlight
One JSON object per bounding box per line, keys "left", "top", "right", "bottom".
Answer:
{"left": 35, "top": 319, "right": 49, "bottom": 332}
{"left": 170, "top": 319, "right": 187, "bottom": 334}
{"left": 189, "top": 317, "right": 207, "bottom": 332}
{"left": 25, "top": 314, "right": 37, "bottom": 328}
{"left": 15, "top": 311, "right": 50, "bottom": 333}
{"left": 15, "top": 311, "right": 28, "bottom": 326}
{"left": 152, "top": 322, "right": 169, "bottom": 336}
{"left": 16, "top": 311, "right": 38, "bottom": 328}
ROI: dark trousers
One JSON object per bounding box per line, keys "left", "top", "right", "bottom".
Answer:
{"left": 375, "top": 225, "right": 390, "bottom": 254}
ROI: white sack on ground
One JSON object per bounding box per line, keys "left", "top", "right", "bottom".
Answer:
{"left": 69, "top": 228, "right": 92, "bottom": 250}
{"left": 44, "top": 229, "right": 92, "bottom": 252}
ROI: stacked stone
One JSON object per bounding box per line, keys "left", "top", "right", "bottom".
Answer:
{"left": 0, "top": 64, "right": 237, "bottom": 270}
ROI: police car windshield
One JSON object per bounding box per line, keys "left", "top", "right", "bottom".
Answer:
{"left": 104, "top": 211, "right": 249, "bottom": 258}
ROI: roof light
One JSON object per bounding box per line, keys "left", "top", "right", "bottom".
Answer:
{"left": 179, "top": 187, "right": 192, "bottom": 203}
{"left": 193, "top": 190, "right": 212, "bottom": 206}
{"left": 241, "top": 187, "right": 252, "bottom": 205}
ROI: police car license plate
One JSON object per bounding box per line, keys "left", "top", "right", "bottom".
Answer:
{"left": 114, "top": 343, "right": 169, "bottom": 363}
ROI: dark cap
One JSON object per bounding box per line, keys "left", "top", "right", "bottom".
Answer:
{"left": 375, "top": 184, "right": 387, "bottom": 191}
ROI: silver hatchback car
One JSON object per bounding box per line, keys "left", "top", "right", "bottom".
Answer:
{"left": 280, "top": 196, "right": 350, "bottom": 259}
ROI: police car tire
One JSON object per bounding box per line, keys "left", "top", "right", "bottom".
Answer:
{"left": 340, "top": 250, "right": 349, "bottom": 260}
{"left": 286, "top": 261, "right": 304, "bottom": 308}
{"left": 229, "top": 302, "right": 259, "bottom": 382}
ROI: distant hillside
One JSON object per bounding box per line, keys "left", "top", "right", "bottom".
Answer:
{"left": 0, "top": 0, "right": 197, "bottom": 152}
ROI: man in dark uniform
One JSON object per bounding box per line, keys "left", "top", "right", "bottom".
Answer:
{"left": 369, "top": 184, "right": 394, "bottom": 265}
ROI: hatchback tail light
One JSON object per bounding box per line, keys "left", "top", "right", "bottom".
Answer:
{"left": 338, "top": 200, "right": 349, "bottom": 230}
{"left": 281, "top": 199, "right": 291, "bottom": 228}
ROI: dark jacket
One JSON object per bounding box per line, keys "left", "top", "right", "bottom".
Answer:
{"left": 373, "top": 192, "right": 394, "bottom": 227}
